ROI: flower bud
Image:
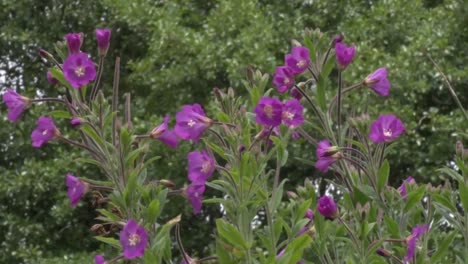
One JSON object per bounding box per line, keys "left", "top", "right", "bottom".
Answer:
{"left": 159, "top": 179, "right": 175, "bottom": 188}
{"left": 70, "top": 117, "right": 82, "bottom": 127}
{"left": 95, "top": 28, "right": 111, "bottom": 57}
{"left": 227, "top": 87, "right": 235, "bottom": 98}
{"left": 317, "top": 195, "right": 338, "bottom": 219}
{"left": 46, "top": 71, "right": 58, "bottom": 85}
{"left": 290, "top": 87, "right": 302, "bottom": 100}
{"left": 333, "top": 34, "right": 343, "bottom": 45}
{"left": 286, "top": 191, "right": 298, "bottom": 199}
{"left": 39, "top": 48, "right": 53, "bottom": 60}
{"left": 65, "top": 33, "right": 83, "bottom": 54}
{"left": 456, "top": 141, "right": 464, "bottom": 157}
{"left": 376, "top": 248, "right": 391, "bottom": 257}
{"left": 291, "top": 39, "right": 302, "bottom": 47}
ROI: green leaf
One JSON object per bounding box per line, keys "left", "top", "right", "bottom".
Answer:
{"left": 277, "top": 235, "right": 312, "bottom": 264}
{"left": 94, "top": 236, "right": 121, "bottom": 249}
{"left": 146, "top": 199, "right": 160, "bottom": 224}
{"left": 430, "top": 231, "right": 456, "bottom": 263}
{"left": 377, "top": 160, "right": 390, "bottom": 192}
{"left": 50, "top": 110, "right": 72, "bottom": 119}
{"left": 404, "top": 185, "right": 426, "bottom": 212}
{"left": 458, "top": 181, "right": 468, "bottom": 213}
{"left": 216, "top": 219, "right": 249, "bottom": 250}
{"left": 96, "top": 209, "right": 121, "bottom": 223}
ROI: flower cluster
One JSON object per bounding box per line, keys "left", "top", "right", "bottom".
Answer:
{"left": 273, "top": 46, "right": 310, "bottom": 93}
{"left": 186, "top": 150, "right": 215, "bottom": 214}
{"left": 254, "top": 97, "right": 304, "bottom": 128}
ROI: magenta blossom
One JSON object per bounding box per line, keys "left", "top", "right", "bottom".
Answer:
{"left": 282, "top": 99, "right": 304, "bottom": 127}
{"left": 254, "top": 97, "right": 283, "bottom": 127}
{"left": 315, "top": 140, "right": 341, "bottom": 172}
{"left": 70, "top": 117, "right": 82, "bottom": 127}
{"left": 175, "top": 104, "right": 212, "bottom": 143}
{"left": 63, "top": 52, "right": 96, "bottom": 89}
{"left": 298, "top": 209, "right": 315, "bottom": 236}
{"left": 290, "top": 87, "right": 302, "bottom": 100}
{"left": 65, "top": 33, "right": 82, "bottom": 54}
{"left": 94, "top": 255, "right": 106, "bottom": 264}
{"left": 150, "top": 115, "right": 179, "bottom": 148}
{"left": 3, "top": 89, "right": 30, "bottom": 122}
{"left": 186, "top": 183, "right": 206, "bottom": 214}
{"left": 120, "top": 219, "right": 148, "bottom": 259}
{"left": 404, "top": 224, "right": 429, "bottom": 262}
{"left": 398, "top": 176, "right": 416, "bottom": 201}
{"left": 65, "top": 173, "right": 88, "bottom": 208}
{"left": 273, "top": 66, "right": 295, "bottom": 93}
{"left": 335, "top": 42, "right": 355, "bottom": 69}
{"left": 96, "top": 28, "right": 111, "bottom": 56}
{"left": 31, "top": 117, "right": 59, "bottom": 148}
{"left": 285, "top": 46, "right": 310, "bottom": 75}
{"left": 369, "top": 114, "right": 405, "bottom": 143}
{"left": 364, "top": 68, "right": 390, "bottom": 96}
{"left": 187, "top": 150, "right": 214, "bottom": 183}
{"left": 317, "top": 195, "right": 338, "bottom": 219}
{"left": 47, "top": 71, "right": 58, "bottom": 85}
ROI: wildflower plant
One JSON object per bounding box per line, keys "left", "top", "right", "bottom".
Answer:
{"left": 3, "top": 27, "right": 468, "bottom": 264}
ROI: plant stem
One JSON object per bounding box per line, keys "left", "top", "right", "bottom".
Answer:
{"left": 31, "top": 98, "right": 66, "bottom": 104}
{"left": 112, "top": 57, "right": 120, "bottom": 147}
{"left": 90, "top": 56, "right": 105, "bottom": 101}
{"left": 337, "top": 70, "right": 342, "bottom": 143}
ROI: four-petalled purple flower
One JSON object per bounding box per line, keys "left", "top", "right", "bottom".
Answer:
{"left": 254, "top": 97, "right": 283, "bottom": 127}
{"left": 285, "top": 46, "right": 310, "bottom": 75}
{"left": 31, "top": 117, "right": 59, "bottom": 148}
{"left": 186, "top": 183, "right": 206, "bottom": 215}
{"left": 65, "top": 173, "right": 88, "bottom": 208}
{"left": 404, "top": 224, "right": 428, "bottom": 262}
{"left": 364, "top": 67, "right": 390, "bottom": 96}
{"left": 63, "top": 52, "right": 96, "bottom": 89}
{"left": 369, "top": 114, "right": 405, "bottom": 143}
{"left": 150, "top": 115, "right": 179, "bottom": 148}
{"left": 335, "top": 42, "right": 355, "bottom": 70}
{"left": 315, "top": 140, "right": 341, "bottom": 172}
{"left": 317, "top": 195, "right": 338, "bottom": 219}
{"left": 3, "top": 89, "right": 30, "bottom": 122}
{"left": 273, "top": 66, "right": 295, "bottom": 93}
{"left": 175, "top": 104, "right": 213, "bottom": 143}
{"left": 187, "top": 150, "right": 215, "bottom": 183}
{"left": 398, "top": 176, "right": 416, "bottom": 201}
{"left": 281, "top": 99, "right": 304, "bottom": 127}
{"left": 120, "top": 219, "right": 148, "bottom": 259}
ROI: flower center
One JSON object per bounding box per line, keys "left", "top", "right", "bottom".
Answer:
{"left": 283, "top": 111, "right": 294, "bottom": 120}
{"left": 201, "top": 161, "right": 212, "bottom": 173}
{"left": 187, "top": 120, "right": 196, "bottom": 127}
{"left": 283, "top": 77, "right": 290, "bottom": 85}
{"left": 296, "top": 60, "right": 306, "bottom": 68}
{"left": 42, "top": 130, "right": 48, "bottom": 136}
{"left": 128, "top": 233, "right": 141, "bottom": 246}
{"left": 383, "top": 129, "right": 393, "bottom": 137}
{"left": 75, "top": 66, "right": 85, "bottom": 77}
{"left": 264, "top": 105, "right": 274, "bottom": 118}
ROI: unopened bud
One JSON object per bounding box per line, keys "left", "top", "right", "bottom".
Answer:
{"left": 39, "top": 49, "right": 53, "bottom": 60}
{"left": 376, "top": 248, "right": 391, "bottom": 257}
{"left": 286, "top": 191, "right": 298, "bottom": 199}
{"left": 159, "top": 179, "right": 175, "bottom": 188}
{"left": 291, "top": 39, "right": 302, "bottom": 47}
{"left": 456, "top": 141, "right": 464, "bottom": 157}
{"left": 96, "top": 28, "right": 111, "bottom": 57}
{"left": 47, "top": 71, "right": 58, "bottom": 85}
{"left": 333, "top": 34, "right": 344, "bottom": 45}
{"left": 227, "top": 87, "right": 235, "bottom": 98}
{"left": 213, "top": 87, "right": 226, "bottom": 101}
{"left": 238, "top": 144, "right": 246, "bottom": 153}
{"left": 70, "top": 117, "right": 82, "bottom": 127}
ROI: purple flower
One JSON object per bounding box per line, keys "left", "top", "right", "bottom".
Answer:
{"left": 404, "top": 225, "right": 429, "bottom": 262}
{"left": 273, "top": 66, "right": 295, "bottom": 93}
{"left": 333, "top": 34, "right": 343, "bottom": 45}
{"left": 186, "top": 183, "right": 206, "bottom": 214}
{"left": 65, "top": 33, "right": 83, "bottom": 54}
{"left": 398, "top": 176, "right": 416, "bottom": 201}
{"left": 63, "top": 52, "right": 97, "bottom": 89}
{"left": 290, "top": 87, "right": 302, "bottom": 100}
{"left": 150, "top": 115, "right": 179, "bottom": 148}
{"left": 70, "top": 117, "right": 82, "bottom": 127}
{"left": 94, "top": 255, "right": 106, "bottom": 264}
{"left": 369, "top": 114, "right": 405, "bottom": 143}
{"left": 3, "top": 89, "right": 30, "bottom": 122}
{"left": 305, "top": 209, "right": 314, "bottom": 220}
{"left": 291, "top": 130, "right": 301, "bottom": 140}
{"left": 315, "top": 140, "right": 341, "bottom": 172}
{"left": 254, "top": 97, "right": 283, "bottom": 127}
{"left": 47, "top": 71, "right": 58, "bottom": 85}
{"left": 335, "top": 42, "right": 355, "bottom": 69}
{"left": 175, "top": 104, "right": 212, "bottom": 142}
{"left": 282, "top": 99, "right": 304, "bottom": 127}
{"left": 187, "top": 150, "right": 215, "bottom": 183}
{"left": 120, "top": 219, "right": 148, "bottom": 259}
{"left": 285, "top": 47, "right": 310, "bottom": 75}
{"left": 96, "top": 28, "right": 111, "bottom": 56}
{"left": 31, "top": 117, "right": 59, "bottom": 148}
{"left": 65, "top": 173, "right": 88, "bottom": 208}
{"left": 298, "top": 209, "right": 314, "bottom": 236}
{"left": 317, "top": 195, "right": 338, "bottom": 219}
{"left": 364, "top": 68, "right": 390, "bottom": 96}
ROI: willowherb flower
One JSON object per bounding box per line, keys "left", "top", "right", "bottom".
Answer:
{"left": 47, "top": 71, "right": 58, "bottom": 85}
{"left": 369, "top": 114, "right": 405, "bottom": 143}
{"left": 150, "top": 115, "right": 179, "bottom": 148}
{"left": 175, "top": 104, "right": 212, "bottom": 143}
{"left": 285, "top": 46, "right": 310, "bottom": 75}
{"left": 94, "top": 255, "right": 106, "bottom": 264}
{"left": 281, "top": 99, "right": 304, "bottom": 127}
{"left": 63, "top": 52, "right": 96, "bottom": 89}
{"left": 120, "top": 219, "right": 148, "bottom": 259}
{"left": 95, "top": 28, "right": 111, "bottom": 56}
{"left": 404, "top": 224, "right": 428, "bottom": 262}
{"left": 65, "top": 33, "right": 83, "bottom": 54}
{"left": 398, "top": 176, "right": 416, "bottom": 201}
{"left": 364, "top": 67, "right": 390, "bottom": 96}
{"left": 186, "top": 183, "right": 206, "bottom": 214}
{"left": 254, "top": 97, "right": 283, "bottom": 127}
{"left": 317, "top": 195, "right": 338, "bottom": 219}
{"left": 315, "top": 140, "right": 341, "bottom": 172}
{"left": 273, "top": 66, "right": 295, "bottom": 93}
{"left": 298, "top": 209, "right": 315, "bottom": 236}
{"left": 187, "top": 150, "right": 214, "bottom": 183}
{"left": 65, "top": 173, "right": 88, "bottom": 208}
{"left": 305, "top": 209, "right": 314, "bottom": 220}
{"left": 31, "top": 117, "right": 59, "bottom": 148}
{"left": 335, "top": 42, "right": 355, "bottom": 70}
{"left": 3, "top": 89, "right": 30, "bottom": 122}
